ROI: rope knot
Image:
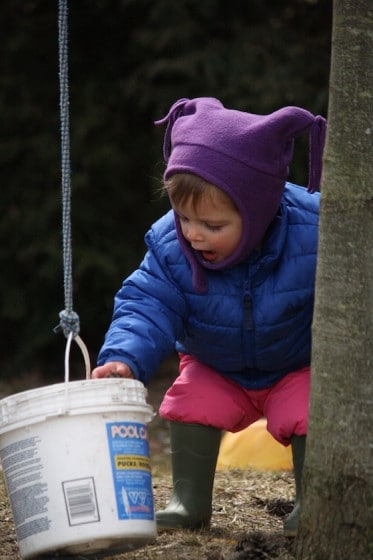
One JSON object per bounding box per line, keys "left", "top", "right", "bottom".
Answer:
{"left": 54, "top": 309, "right": 80, "bottom": 338}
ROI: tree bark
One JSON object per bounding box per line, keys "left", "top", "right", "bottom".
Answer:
{"left": 296, "top": 1, "right": 373, "bottom": 559}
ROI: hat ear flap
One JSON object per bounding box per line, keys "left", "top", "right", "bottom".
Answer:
{"left": 155, "top": 97, "right": 225, "bottom": 163}
{"left": 268, "top": 106, "right": 327, "bottom": 193}
{"left": 155, "top": 98, "right": 190, "bottom": 162}
{"left": 308, "top": 115, "right": 327, "bottom": 193}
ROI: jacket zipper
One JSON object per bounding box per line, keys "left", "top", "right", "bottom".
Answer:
{"left": 243, "top": 281, "right": 254, "bottom": 330}
{"left": 243, "top": 277, "right": 257, "bottom": 370}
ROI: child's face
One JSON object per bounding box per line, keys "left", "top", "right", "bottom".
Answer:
{"left": 173, "top": 188, "right": 243, "bottom": 264}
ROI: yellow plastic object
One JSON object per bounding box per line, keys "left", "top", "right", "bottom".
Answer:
{"left": 217, "top": 418, "right": 293, "bottom": 471}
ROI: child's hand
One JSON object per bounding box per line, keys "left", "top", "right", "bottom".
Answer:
{"left": 91, "top": 361, "right": 134, "bottom": 379}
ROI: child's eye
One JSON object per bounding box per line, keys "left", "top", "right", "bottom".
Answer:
{"left": 206, "top": 223, "right": 222, "bottom": 232}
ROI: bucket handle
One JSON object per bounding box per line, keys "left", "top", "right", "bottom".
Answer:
{"left": 64, "top": 332, "right": 91, "bottom": 383}
{"left": 64, "top": 332, "right": 91, "bottom": 411}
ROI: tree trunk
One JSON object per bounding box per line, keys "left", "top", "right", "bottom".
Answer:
{"left": 296, "top": 1, "right": 373, "bottom": 559}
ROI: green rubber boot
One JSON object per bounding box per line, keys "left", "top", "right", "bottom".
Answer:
{"left": 284, "top": 435, "right": 306, "bottom": 537}
{"left": 156, "top": 422, "right": 221, "bottom": 530}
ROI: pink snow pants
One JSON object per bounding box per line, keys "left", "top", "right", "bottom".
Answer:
{"left": 159, "top": 354, "right": 310, "bottom": 446}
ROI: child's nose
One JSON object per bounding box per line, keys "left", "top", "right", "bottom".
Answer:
{"left": 186, "top": 224, "right": 203, "bottom": 242}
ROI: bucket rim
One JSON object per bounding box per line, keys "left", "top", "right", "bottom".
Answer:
{"left": 0, "top": 378, "right": 154, "bottom": 434}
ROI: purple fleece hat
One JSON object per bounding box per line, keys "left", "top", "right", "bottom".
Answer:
{"left": 155, "top": 97, "right": 326, "bottom": 292}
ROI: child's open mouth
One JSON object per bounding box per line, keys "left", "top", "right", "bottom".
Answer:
{"left": 201, "top": 250, "right": 217, "bottom": 262}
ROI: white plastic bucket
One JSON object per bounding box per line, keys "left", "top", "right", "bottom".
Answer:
{"left": 0, "top": 378, "right": 156, "bottom": 559}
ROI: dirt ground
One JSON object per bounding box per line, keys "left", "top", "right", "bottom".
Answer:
{"left": 0, "top": 362, "right": 297, "bottom": 560}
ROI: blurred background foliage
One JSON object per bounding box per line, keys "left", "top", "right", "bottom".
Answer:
{"left": 0, "top": 0, "right": 332, "bottom": 385}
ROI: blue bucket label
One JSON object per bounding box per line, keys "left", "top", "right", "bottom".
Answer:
{"left": 106, "top": 422, "right": 154, "bottom": 521}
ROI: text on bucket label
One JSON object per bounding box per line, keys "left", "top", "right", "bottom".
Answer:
{"left": 0, "top": 436, "right": 51, "bottom": 541}
{"left": 106, "top": 422, "right": 154, "bottom": 521}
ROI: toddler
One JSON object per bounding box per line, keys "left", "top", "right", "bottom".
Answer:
{"left": 92, "top": 97, "right": 327, "bottom": 536}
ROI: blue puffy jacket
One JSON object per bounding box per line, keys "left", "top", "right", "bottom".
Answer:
{"left": 98, "top": 182, "right": 319, "bottom": 389}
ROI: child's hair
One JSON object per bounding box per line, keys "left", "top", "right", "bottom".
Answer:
{"left": 165, "top": 173, "right": 237, "bottom": 212}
